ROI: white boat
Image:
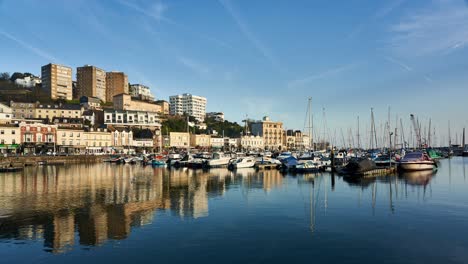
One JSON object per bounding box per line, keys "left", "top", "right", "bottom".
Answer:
{"left": 206, "top": 152, "right": 232, "bottom": 168}
{"left": 255, "top": 156, "right": 281, "bottom": 165}
{"left": 398, "top": 152, "right": 436, "bottom": 171}
{"left": 277, "top": 152, "right": 292, "bottom": 160}
{"left": 293, "top": 160, "right": 321, "bottom": 173}
{"left": 229, "top": 157, "right": 256, "bottom": 169}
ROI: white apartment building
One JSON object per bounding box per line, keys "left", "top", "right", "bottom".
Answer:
{"left": 169, "top": 93, "right": 207, "bottom": 121}
{"left": 15, "top": 75, "right": 42, "bottom": 88}
{"left": 104, "top": 110, "right": 160, "bottom": 128}
{"left": 130, "top": 84, "right": 155, "bottom": 101}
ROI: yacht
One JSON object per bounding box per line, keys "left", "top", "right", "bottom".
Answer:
{"left": 206, "top": 152, "right": 233, "bottom": 168}
{"left": 398, "top": 152, "right": 437, "bottom": 171}
{"left": 228, "top": 157, "right": 256, "bottom": 169}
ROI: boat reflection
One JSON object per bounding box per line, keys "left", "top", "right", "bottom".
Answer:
{"left": 399, "top": 170, "right": 436, "bottom": 186}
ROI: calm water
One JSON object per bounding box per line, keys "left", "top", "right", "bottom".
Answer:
{"left": 1, "top": 158, "right": 468, "bottom": 264}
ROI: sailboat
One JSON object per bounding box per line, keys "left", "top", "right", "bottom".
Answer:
{"left": 462, "top": 128, "right": 468, "bottom": 157}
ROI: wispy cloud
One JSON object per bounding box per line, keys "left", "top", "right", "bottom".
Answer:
{"left": 287, "top": 63, "right": 359, "bottom": 89}
{"left": 383, "top": 56, "right": 412, "bottom": 71}
{"left": 178, "top": 56, "right": 211, "bottom": 76}
{"left": 118, "top": 0, "right": 231, "bottom": 49}
{"left": 0, "top": 29, "right": 58, "bottom": 62}
{"left": 218, "top": 0, "right": 281, "bottom": 71}
{"left": 388, "top": 0, "right": 468, "bottom": 56}
{"left": 348, "top": 0, "right": 406, "bottom": 38}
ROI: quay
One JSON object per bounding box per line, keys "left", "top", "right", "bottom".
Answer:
{"left": 0, "top": 155, "right": 107, "bottom": 168}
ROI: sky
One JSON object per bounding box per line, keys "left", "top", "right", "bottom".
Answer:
{"left": 1, "top": 0, "right": 468, "bottom": 147}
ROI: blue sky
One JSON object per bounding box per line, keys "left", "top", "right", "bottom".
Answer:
{"left": 1, "top": 0, "right": 468, "bottom": 147}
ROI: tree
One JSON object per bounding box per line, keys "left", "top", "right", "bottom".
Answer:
{"left": 0, "top": 72, "right": 10, "bottom": 81}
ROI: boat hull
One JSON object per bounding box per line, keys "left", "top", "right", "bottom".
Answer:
{"left": 398, "top": 162, "right": 435, "bottom": 171}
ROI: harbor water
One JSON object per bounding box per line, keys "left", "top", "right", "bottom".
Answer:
{"left": 1, "top": 158, "right": 468, "bottom": 263}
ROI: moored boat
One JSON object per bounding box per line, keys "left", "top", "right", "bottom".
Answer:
{"left": 398, "top": 152, "right": 436, "bottom": 171}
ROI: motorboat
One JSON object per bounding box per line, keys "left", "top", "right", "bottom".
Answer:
{"left": 228, "top": 157, "right": 256, "bottom": 169}
{"left": 398, "top": 152, "right": 437, "bottom": 171}
{"left": 292, "top": 160, "right": 321, "bottom": 173}
{"left": 206, "top": 152, "right": 233, "bottom": 168}
{"left": 277, "top": 152, "right": 292, "bottom": 160}
{"left": 373, "top": 155, "right": 395, "bottom": 167}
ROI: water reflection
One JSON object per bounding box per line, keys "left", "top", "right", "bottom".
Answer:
{"left": 0, "top": 160, "right": 455, "bottom": 255}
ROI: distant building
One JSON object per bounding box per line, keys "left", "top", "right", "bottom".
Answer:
{"left": 251, "top": 116, "right": 284, "bottom": 150}
{"left": 238, "top": 135, "right": 264, "bottom": 150}
{"left": 113, "top": 93, "right": 161, "bottom": 113}
{"left": 106, "top": 72, "right": 128, "bottom": 103}
{"left": 130, "top": 84, "right": 154, "bottom": 101}
{"left": 190, "top": 134, "right": 211, "bottom": 148}
{"left": 155, "top": 100, "right": 169, "bottom": 115}
{"left": 15, "top": 75, "right": 42, "bottom": 88}
{"left": 206, "top": 112, "right": 224, "bottom": 122}
{"left": 76, "top": 65, "right": 107, "bottom": 102}
{"left": 210, "top": 137, "right": 224, "bottom": 149}
{"left": 169, "top": 93, "right": 207, "bottom": 121}
{"left": 52, "top": 117, "right": 83, "bottom": 129}
{"left": 34, "top": 103, "right": 83, "bottom": 122}
{"left": 169, "top": 132, "right": 189, "bottom": 148}
{"left": 80, "top": 96, "right": 101, "bottom": 110}
{"left": 10, "top": 101, "right": 37, "bottom": 119}
{"left": 41, "top": 63, "right": 73, "bottom": 100}
{"left": 0, "top": 102, "right": 13, "bottom": 122}
{"left": 104, "top": 110, "right": 160, "bottom": 129}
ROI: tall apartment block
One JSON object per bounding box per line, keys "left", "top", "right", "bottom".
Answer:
{"left": 76, "top": 65, "right": 107, "bottom": 102}
{"left": 105, "top": 71, "right": 128, "bottom": 102}
{"left": 41, "top": 63, "right": 73, "bottom": 100}
{"left": 169, "top": 93, "right": 207, "bottom": 121}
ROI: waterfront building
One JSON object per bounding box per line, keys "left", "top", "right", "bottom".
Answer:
{"left": 0, "top": 102, "right": 13, "bottom": 123}
{"left": 155, "top": 100, "right": 169, "bottom": 115}
{"left": 10, "top": 101, "right": 36, "bottom": 119}
{"left": 83, "top": 128, "right": 112, "bottom": 154}
{"left": 104, "top": 110, "right": 160, "bottom": 129}
{"left": 210, "top": 137, "right": 224, "bottom": 149}
{"left": 169, "top": 93, "right": 207, "bottom": 121}
{"left": 169, "top": 132, "right": 190, "bottom": 148}
{"left": 190, "top": 134, "right": 211, "bottom": 148}
{"left": 113, "top": 93, "right": 161, "bottom": 113}
{"left": 80, "top": 96, "right": 101, "bottom": 110}
{"left": 0, "top": 124, "right": 20, "bottom": 154}
{"left": 238, "top": 135, "right": 264, "bottom": 151}
{"left": 35, "top": 103, "right": 83, "bottom": 121}
{"left": 56, "top": 128, "right": 85, "bottom": 154}
{"left": 133, "top": 138, "right": 154, "bottom": 153}
{"left": 19, "top": 122, "right": 57, "bottom": 154}
{"left": 41, "top": 63, "right": 73, "bottom": 100}
{"left": 76, "top": 65, "right": 107, "bottom": 102}
{"left": 106, "top": 72, "right": 128, "bottom": 102}
{"left": 206, "top": 112, "right": 224, "bottom": 122}
{"left": 224, "top": 137, "right": 238, "bottom": 150}
{"left": 109, "top": 128, "right": 134, "bottom": 154}
{"left": 130, "top": 84, "right": 154, "bottom": 101}
{"left": 14, "top": 75, "right": 42, "bottom": 88}
{"left": 251, "top": 116, "right": 284, "bottom": 150}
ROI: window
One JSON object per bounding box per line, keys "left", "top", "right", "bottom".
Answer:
{"left": 0, "top": 140, "right": 4, "bottom": 144}
{"left": 62, "top": 140, "right": 66, "bottom": 145}
{"left": 0, "top": 130, "right": 3, "bottom": 135}
{"left": 12, "top": 139, "right": 15, "bottom": 144}
{"left": 11, "top": 130, "right": 15, "bottom": 135}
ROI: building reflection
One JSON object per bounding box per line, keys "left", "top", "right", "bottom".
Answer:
{"left": 0, "top": 164, "right": 284, "bottom": 253}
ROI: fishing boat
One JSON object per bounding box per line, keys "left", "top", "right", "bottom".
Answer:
{"left": 398, "top": 152, "right": 437, "bottom": 171}
{"left": 228, "top": 157, "right": 256, "bottom": 170}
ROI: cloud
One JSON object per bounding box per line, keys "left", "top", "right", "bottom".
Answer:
{"left": 383, "top": 56, "right": 412, "bottom": 71}
{"left": 287, "top": 63, "right": 359, "bottom": 89}
{"left": 178, "top": 56, "right": 211, "bottom": 76}
{"left": 388, "top": 0, "right": 468, "bottom": 56}
{"left": 348, "top": 0, "right": 406, "bottom": 38}
{"left": 218, "top": 0, "right": 281, "bottom": 71}
{"left": 118, "top": 0, "right": 231, "bottom": 49}
{"left": 0, "top": 29, "right": 58, "bottom": 62}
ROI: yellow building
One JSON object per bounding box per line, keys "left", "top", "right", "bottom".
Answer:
{"left": 113, "top": 93, "right": 161, "bottom": 113}
{"left": 106, "top": 72, "right": 128, "bottom": 103}
{"left": 169, "top": 132, "right": 190, "bottom": 148}
{"left": 41, "top": 63, "right": 73, "bottom": 100}
{"left": 251, "top": 116, "right": 284, "bottom": 150}
{"left": 155, "top": 100, "right": 169, "bottom": 115}
{"left": 239, "top": 135, "right": 264, "bottom": 150}
{"left": 10, "top": 101, "right": 36, "bottom": 119}
{"left": 76, "top": 65, "right": 107, "bottom": 102}
{"left": 56, "top": 128, "right": 86, "bottom": 154}
{"left": 35, "top": 104, "right": 83, "bottom": 121}
{"left": 190, "top": 134, "right": 211, "bottom": 148}
{"left": 0, "top": 125, "right": 20, "bottom": 154}
{"left": 83, "top": 129, "right": 112, "bottom": 154}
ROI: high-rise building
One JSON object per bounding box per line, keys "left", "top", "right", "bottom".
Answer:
{"left": 41, "top": 63, "right": 73, "bottom": 100}
{"left": 106, "top": 72, "right": 128, "bottom": 102}
{"left": 76, "top": 65, "right": 107, "bottom": 102}
{"left": 169, "top": 93, "right": 207, "bottom": 121}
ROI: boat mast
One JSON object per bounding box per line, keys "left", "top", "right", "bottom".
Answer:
{"left": 308, "top": 97, "right": 313, "bottom": 151}
{"left": 357, "top": 116, "right": 361, "bottom": 150}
